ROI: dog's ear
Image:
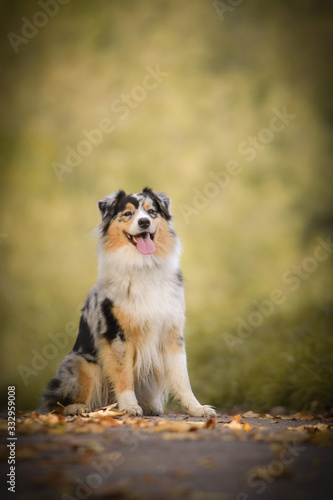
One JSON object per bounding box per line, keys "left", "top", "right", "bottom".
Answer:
{"left": 98, "top": 190, "right": 126, "bottom": 220}
{"left": 154, "top": 191, "right": 171, "bottom": 220}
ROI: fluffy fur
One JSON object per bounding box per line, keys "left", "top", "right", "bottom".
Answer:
{"left": 40, "top": 188, "right": 215, "bottom": 417}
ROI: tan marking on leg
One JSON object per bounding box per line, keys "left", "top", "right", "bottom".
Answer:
{"left": 154, "top": 219, "right": 175, "bottom": 258}
{"left": 77, "top": 364, "right": 92, "bottom": 403}
{"left": 76, "top": 360, "right": 101, "bottom": 407}
{"left": 98, "top": 339, "right": 135, "bottom": 395}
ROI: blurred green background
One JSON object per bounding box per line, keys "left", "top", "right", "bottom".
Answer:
{"left": 1, "top": 0, "right": 332, "bottom": 412}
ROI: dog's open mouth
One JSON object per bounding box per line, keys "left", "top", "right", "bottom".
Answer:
{"left": 125, "top": 232, "right": 155, "bottom": 255}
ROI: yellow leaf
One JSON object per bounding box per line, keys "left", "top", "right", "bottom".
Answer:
{"left": 242, "top": 411, "right": 260, "bottom": 418}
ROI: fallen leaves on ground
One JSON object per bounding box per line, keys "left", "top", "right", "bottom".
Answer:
{"left": 0, "top": 407, "right": 332, "bottom": 446}
{"left": 288, "top": 423, "right": 331, "bottom": 433}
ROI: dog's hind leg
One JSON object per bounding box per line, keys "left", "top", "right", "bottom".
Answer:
{"left": 40, "top": 354, "right": 102, "bottom": 415}
{"left": 62, "top": 359, "right": 103, "bottom": 415}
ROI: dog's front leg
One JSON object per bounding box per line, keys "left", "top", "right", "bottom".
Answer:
{"left": 164, "top": 329, "right": 216, "bottom": 418}
{"left": 99, "top": 338, "right": 142, "bottom": 416}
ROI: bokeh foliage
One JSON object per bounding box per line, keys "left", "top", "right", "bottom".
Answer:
{"left": 0, "top": 0, "right": 332, "bottom": 411}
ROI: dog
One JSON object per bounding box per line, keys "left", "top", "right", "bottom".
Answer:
{"left": 40, "top": 188, "right": 216, "bottom": 418}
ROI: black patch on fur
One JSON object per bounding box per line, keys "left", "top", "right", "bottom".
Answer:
{"left": 142, "top": 187, "right": 171, "bottom": 221}
{"left": 47, "top": 377, "right": 61, "bottom": 391}
{"left": 117, "top": 194, "right": 139, "bottom": 213}
{"left": 94, "top": 292, "right": 98, "bottom": 308}
{"left": 60, "top": 395, "right": 74, "bottom": 407}
{"left": 99, "top": 190, "right": 127, "bottom": 236}
{"left": 72, "top": 316, "right": 97, "bottom": 357}
{"left": 118, "top": 330, "right": 126, "bottom": 342}
{"left": 99, "top": 190, "right": 126, "bottom": 219}
{"left": 101, "top": 298, "right": 125, "bottom": 343}
{"left": 79, "top": 353, "right": 98, "bottom": 364}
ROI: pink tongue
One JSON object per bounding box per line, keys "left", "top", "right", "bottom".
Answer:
{"left": 136, "top": 234, "right": 155, "bottom": 255}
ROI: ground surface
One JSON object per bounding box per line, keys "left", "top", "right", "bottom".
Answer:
{"left": 0, "top": 407, "right": 332, "bottom": 500}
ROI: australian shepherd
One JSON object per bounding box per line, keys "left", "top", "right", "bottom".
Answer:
{"left": 40, "top": 188, "right": 215, "bottom": 417}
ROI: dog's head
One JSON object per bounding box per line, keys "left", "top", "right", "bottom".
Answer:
{"left": 98, "top": 188, "right": 177, "bottom": 259}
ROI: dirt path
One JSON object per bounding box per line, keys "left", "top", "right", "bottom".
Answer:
{"left": 1, "top": 410, "right": 332, "bottom": 500}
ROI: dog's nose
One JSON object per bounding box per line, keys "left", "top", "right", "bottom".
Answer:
{"left": 138, "top": 218, "right": 151, "bottom": 229}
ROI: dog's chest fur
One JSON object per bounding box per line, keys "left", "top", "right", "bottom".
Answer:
{"left": 107, "top": 266, "right": 184, "bottom": 332}
{"left": 100, "top": 267, "right": 185, "bottom": 377}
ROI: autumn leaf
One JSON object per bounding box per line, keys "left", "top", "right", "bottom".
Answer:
{"left": 288, "top": 423, "right": 331, "bottom": 433}
{"left": 243, "top": 423, "right": 254, "bottom": 432}
{"left": 161, "top": 432, "right": 201, "bottom": 441}
{"left": 152, "top": 421, "right": 200, "bottom": 432}
{"left": 242, "top": 411, "right": 260, "bottom": 418}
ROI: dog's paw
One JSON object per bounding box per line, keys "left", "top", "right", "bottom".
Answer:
{"left": 188, "top": 405, "right": 217, "bottom": 418}
{"left": 63, "top": 403, "right": 89, "bottom": 416}
{"left": 121, "top": 404, "right": 143, "bottom": 417}
{"left": 142, "top": 406, "right": 164, "bottom": 416}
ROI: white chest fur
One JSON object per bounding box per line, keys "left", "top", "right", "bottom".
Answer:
{"left": 110, "top": 267, "right": 184, "bottom": 331}
{"left": 98, "top": 246, "right": 185, "bottom": 331}
{"left": 109, "top": 269, "right": 184, "bottom": 378}
{"left": 98, "top": 249, "right": 185, "bottom": 378}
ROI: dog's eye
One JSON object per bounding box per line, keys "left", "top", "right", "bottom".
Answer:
{"left": 123, "top": 211, "right": 132, "bottom": 217}
{"left": 148, "top": 209, "right": 156, "bottom": 216}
